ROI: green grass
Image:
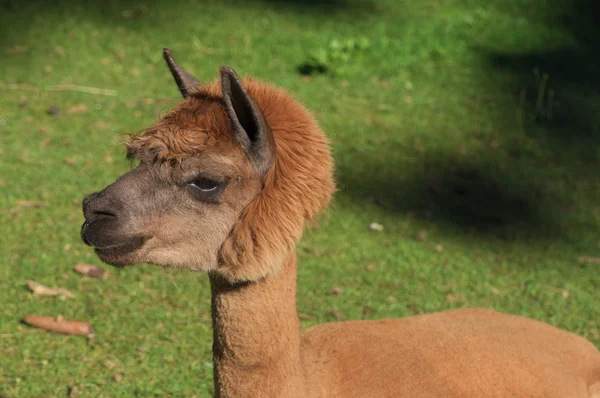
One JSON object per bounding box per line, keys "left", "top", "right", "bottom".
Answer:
{"left": 1, "top": 0, "right": 599, "bottom": 396}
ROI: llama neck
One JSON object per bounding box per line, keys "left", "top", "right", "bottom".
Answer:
{"left": 209, "top": 254, "right": 305, "bottom": 398}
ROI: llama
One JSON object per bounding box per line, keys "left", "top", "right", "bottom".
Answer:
{"left": 81, "top": 48, "right": 600, "bottom": 397}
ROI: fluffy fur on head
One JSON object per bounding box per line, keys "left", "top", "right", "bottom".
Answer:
{"left": 126, "top": 94, "right": 239, "bottom": 164}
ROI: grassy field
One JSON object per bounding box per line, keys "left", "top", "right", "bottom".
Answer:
{"left": 1, "top": 0, "right": 599, "bottom": 396}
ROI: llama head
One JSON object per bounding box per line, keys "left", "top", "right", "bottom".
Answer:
{"left": 81, "top": 49, "right": 335, "bottom": 282}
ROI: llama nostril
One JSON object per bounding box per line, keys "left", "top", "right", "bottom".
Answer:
{"left": 82, "top": 193, "right": 98, "bottom": 212}
{"left": 93, "top": 209, "right": 117, "bottom": 218}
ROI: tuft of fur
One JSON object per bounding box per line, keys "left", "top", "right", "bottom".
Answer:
{"left": 126, "top": 95, "right": 237, "bottom": 164}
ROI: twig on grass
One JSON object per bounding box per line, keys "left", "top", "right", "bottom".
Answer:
{"left": 45, "top": 84, "right": 117, "bottom": 96}
{"left": 0, "top": 83, "right": 117, "bottom": 96}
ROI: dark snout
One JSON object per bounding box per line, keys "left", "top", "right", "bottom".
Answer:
{"left": 82, "top": 191, "right": 118, "bottom": 225}
{"left": 81, "top": 191, "right": 124, "bottom": 246}
{"left": 81, "top": 192, "right": 100, "bottom": 246}
{"left": 80, "top": 189, "right": 147, "bottom": 261}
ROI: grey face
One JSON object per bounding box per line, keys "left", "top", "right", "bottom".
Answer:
{"left": 80, "top": 150, "right": 263, "bottom": 271}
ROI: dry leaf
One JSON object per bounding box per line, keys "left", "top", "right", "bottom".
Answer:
{"left": 23, "top": 315, "right": 93, "bottom": 336}
{"left": 27, "top": 280, "right": 75, "bottom": 299}
{"left": 74, "top": 264, "right": 109, "bottom": 279}
{"left": 416, "top": 230, "right": 428, "bottom": 241}
{"left": 435, "top": 244, "right": 444, "bottom": 252}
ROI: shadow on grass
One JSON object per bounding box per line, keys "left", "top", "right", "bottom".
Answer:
{"left": 337, "top": 150, "right": 563, "bottom": 241}
{"left": 486, "top": 0, "right": 600, "bottom": 160}
{"left": 337, "top": 0, "right": 599, "bottom": 241}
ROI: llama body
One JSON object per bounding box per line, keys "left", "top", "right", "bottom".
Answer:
{"left": 81, "top": 49, "right": 600, "bottom": 397}
{"left": 213, "top": 254, "right": 599, "bottom": 397}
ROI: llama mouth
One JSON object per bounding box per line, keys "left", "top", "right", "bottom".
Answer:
{"left": 92, "top": 236, "right": 149, "bottom": 267}
{"left": 93, "top": 238, "right": 146, "bottom": 256}
{"left": 92, "top": 236, "right": 147, "bottom": 255}
{"left": 81, "top": 221, "right": 147, "bottom": 260}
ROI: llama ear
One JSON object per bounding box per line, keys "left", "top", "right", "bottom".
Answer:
{"left": 162, "top": 48, "right": 201, "bottom": 98}
{"left": 220, "top": 66, "right": 273, "bottom": 176}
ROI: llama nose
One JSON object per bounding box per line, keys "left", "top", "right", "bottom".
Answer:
{"left": 82, "top": 192, "right": 119, "bottom": 223}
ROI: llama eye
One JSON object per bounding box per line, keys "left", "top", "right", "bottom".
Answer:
{"left": 189, "top": 178, "right": 221, "bottom": 192}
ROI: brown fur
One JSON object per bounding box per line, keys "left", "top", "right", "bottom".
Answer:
{"left": 82, "top": 65, "right": 600, "bottom": 397}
